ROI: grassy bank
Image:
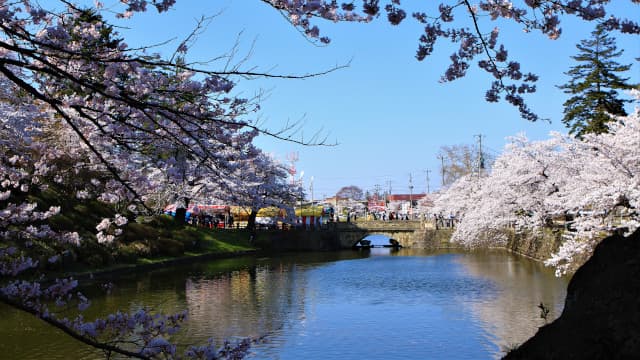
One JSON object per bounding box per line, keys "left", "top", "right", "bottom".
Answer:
{"left": 16, "top": 184, "right": 257, "bottom": 279}
{"left": 49, "top": 219, "right": 257, "bottom": 280}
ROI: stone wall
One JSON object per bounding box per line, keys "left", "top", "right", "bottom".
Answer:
{"left": 396, "top": 227, "right": 564, "bottom": 262}
{"left": 405, "top": 228, "right": 457, "bottom": 249}
{"left": 255, "top": 223, "right": 567, "bottom": 263}
{"left": 504, "top": 227, "right": 565, "bottom": 261}
{"left": 254, "top": 228, "right": 342, "bottom": 251}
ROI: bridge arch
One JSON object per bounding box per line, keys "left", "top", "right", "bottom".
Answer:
{"left": 335, "top": 221, "right": 425, "bottom": 248}
{"left": 357, "top": 233, "right": 405, "bottom": 247}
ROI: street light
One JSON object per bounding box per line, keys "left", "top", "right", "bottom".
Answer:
{"left": 409, "top": 173, "right": 414, "bottom": 220}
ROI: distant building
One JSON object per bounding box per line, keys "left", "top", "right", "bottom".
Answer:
{"left": 323, "top": 195, "right": 366, "bottom": 217}
{"left": 386, "top": 194, "right": 427, "bottom": 218}
{"left": 323, "top": 195, "right": 349, "bottom": 206}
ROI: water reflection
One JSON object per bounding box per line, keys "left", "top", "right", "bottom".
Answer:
{"left": 0, "top": 250, "right": 568, "bottom": 359}
{"left": 183, "top": 262, "right": 309, "bottom": 341}
{"left": 451, "top": 250, "right": 569, "bottom": 354}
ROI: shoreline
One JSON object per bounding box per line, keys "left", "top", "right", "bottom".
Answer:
{"left": 67, "top": 249, "right": 260, "bottom": 282}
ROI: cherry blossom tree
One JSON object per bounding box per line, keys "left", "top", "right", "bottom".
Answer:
{"left": 0, "top": 0, "right": 315, "bottom": 357}
{"left": 221, "top": 151, "right": 301, "bottom": 231}
{"left": 433, "top": 91, "right": 639, "bottom": 275}
{"left": 438, "top": 133, "right": 571, "bottom": 245}
{"left": 545, "top": 91, "right": 640, "bottom": 274}
{"left": 0, "top": 100, "right": 186, "bottom": 358}
{"left": 1, "top": 0, "right": 337, "bottom": 208}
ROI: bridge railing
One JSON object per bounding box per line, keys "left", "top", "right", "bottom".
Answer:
{"left": 336, "top": 219, "right": 457, "bottom": 230}
{"left": 335, "top": 220, "right": 424, "bottom": 231}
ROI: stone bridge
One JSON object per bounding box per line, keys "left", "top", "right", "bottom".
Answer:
{"left": 335, "top": 221, "right": 450, "bottom": 248}
{"left": 256, "top": 221, "right": 455, "bottom": 251}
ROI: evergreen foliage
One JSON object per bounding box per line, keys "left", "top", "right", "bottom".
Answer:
{"left": 559, "top": 25, "right": 635, "bottom": 137}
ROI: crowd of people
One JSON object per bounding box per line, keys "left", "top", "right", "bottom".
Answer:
{"left": 187, "top": 213, "right": 235, "bottom": 229}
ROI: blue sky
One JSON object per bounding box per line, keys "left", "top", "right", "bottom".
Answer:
{"left": 108, "top": 1, "right": 639, "bottom": 199}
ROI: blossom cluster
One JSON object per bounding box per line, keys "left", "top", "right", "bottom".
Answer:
{"left": 222, "top": 152, "right": 301, "bottom": 225}
{"left": 426, "top": 93, "right": 640, "bottom": 275}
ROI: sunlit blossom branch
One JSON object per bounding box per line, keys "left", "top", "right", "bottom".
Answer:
{"left": 0, "top": 294, "right": 151, "bottom": 359}
{"left": 0, "top": 63, "right": 146, "bottom": 206}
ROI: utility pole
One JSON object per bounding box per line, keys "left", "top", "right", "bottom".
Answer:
{"left": 309, "top": 176, "right": 314, "bottom": 217}
{"left": 474, "top": 134, "right": 484, "bottom": 179}
{"left": 373, "top": 183, "right": 382, "bottom": 217}
{"left": 298, "top": 177, "right": 303, "bottom": 208}
{"left": 385, "top": 180, "right": 392, "bottom": 205}
{"left": 437, "top": 155, "right": 446, "bottom": 187}
{"left": 383, "top": 185, "right": 386, "bottom": 205}
{"left": 424, "top": 169, "right": 431, "bottom": 193}
{"left": 409, "top": 173, "right": 414, "bottom": 219}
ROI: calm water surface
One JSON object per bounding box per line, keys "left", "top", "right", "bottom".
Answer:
{"left": 0, "top": 249, "right": 569, "bottom": 359}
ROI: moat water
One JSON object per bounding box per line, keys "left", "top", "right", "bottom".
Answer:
{"left": 0, "top": 248, "right": 569, "bottom": 359}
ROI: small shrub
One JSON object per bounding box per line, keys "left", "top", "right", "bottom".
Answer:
{"left": 48, "top": 214, "right": 75, "bottom": 231}
{"left": 174, "top": 229, "right": 201, "bottom": 251}
{"left": 84, "top": 253, "right": 107, "bottom": 267}
{"left": 116, "top": 244, "right": 139, "bottom": 263}
{"left": 122, "top": 222, "right": 160, "bottom": 243}
{"left": 77, "top": 239, "right": 113, "bottom": 266}
{"left": 156, "top": 237, "right": 184, "bottom": 256}
{"left": 131, "top": 241, "right": 152, "bottom": 257}
{"left": 147, "top": 215, "right": 182, "bottom": 230}
{"left": 74, "top": 200, "right": 112, "bottom": 218}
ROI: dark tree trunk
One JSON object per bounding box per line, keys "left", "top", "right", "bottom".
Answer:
{"left": 175, "top": 207, "right": 187, "bottom": 224}
{"left": 247, "top": 210, "right": 257, "bottom": 231}
{"left": 175, "top": 197, "right": 190, "bottom": 224}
